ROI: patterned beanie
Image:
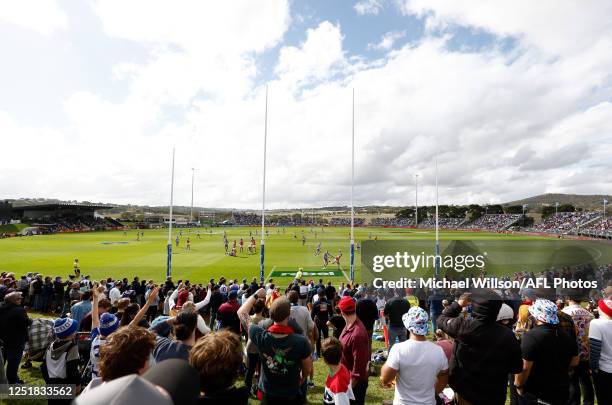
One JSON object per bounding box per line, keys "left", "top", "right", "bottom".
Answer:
{"left": 99, "top": 312, "right": 120, "bottom": 337}
{"left": 54, "top": 317, "right": 78, "bottom": 339}
{"left": 528, "top": 299, "right": 559, "bottom": 325}
{"left": 402, "top": 306, "right": 429, "bottom": 336}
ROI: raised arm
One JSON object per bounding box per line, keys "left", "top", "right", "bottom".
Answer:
{"left": 168, "top": 287, "right": 180, "bottom": 310}
{"left": 130, "top": 287, "right": 159, "bottom": 327}
{"left": 437, "top": 293, "right": 470, "bottom": 338}
{"left": 237, "top": 288, "right": 266, "bottom": 330}
{"left": 194, "top": 287, "right": 212, "bottom": 311}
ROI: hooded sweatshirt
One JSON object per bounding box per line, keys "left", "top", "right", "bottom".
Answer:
{"left": 437, "top": 289, "right": 522, "bottom": 405}
{"left": 42, "top": 339, "right": 80, "bottom": 385}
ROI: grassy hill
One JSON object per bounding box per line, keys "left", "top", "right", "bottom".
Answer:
{"left": 504, "top": 193, "right": 611, "bottom": 211}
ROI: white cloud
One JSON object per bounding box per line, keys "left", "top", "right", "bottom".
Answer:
{"left": 275, "top": 21, "right": 346, "bottom": 88}
{"left": 368, "top": 30, "right": 406, "bottom": 51}
{"left": 0, "top": 0, "right": 67, "bottom": 35}
{"left": 398, "top": 0, "right": 612, "bottom": 56}
{"left": 354, "top": 0, "right": 383, "bottom": 16}
{"left": 1, "top": 2, "right": 612, "bottom": 208}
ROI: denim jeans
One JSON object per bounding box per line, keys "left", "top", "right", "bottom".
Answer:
{"left": 387, "top": 325, "right": 407, "bottom": 349}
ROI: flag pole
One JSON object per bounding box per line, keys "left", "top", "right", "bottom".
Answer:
{"left": 434, "top": 155, "right": 440, "bottom": 278}
{"left": 166, "top": 147, "right": 175, "bottom": 278}
{"left": 260, "top": 86, "right": 268, "bottom": 284}
{"left": 350, "top": 89, "right": 355, "bottom": 283}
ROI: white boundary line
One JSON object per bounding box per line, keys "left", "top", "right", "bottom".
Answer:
{"left": 264, "top": 265, "right": 276, "bottom": 282}
{"left": 339, "top": 265, "right": 351, "bottom": 282}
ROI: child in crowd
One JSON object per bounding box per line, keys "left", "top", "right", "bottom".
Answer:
{"left": 321, "top": 337, "right": 355, "bottom": 405}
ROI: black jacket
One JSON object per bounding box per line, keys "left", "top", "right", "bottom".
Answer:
{"left": 438, "top": 292, "right": 522, "bottom": 405}
{"left": 0, "top": 301, "right": 31, "bottom": 348}
{"left": 356, "top": 298, "right": 378, "bottom": 331}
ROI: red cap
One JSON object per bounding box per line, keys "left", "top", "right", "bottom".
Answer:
{"left": 599, "top": 299, "right": 612, "bottom": 318}
{"left": 338, "top": 296, "right": 356, "bottom": 313}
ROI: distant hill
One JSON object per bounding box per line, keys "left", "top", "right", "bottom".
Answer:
{"left": 504, "top": 193, "right": 611, "bottom": 211}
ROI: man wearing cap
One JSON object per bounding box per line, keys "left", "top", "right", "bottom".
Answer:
{"left": 0, "top": 291, "right": 31, "bottom": 383}
{"left": 238, "top": 289, "right": 312, "bottom": 404}
{"left": 438, "top": 289, "right": 522, "bottom": 405}
{"left": 514, "top": 299, "right": 579, "bottom": 405}
{"left": 588, "top": 298, "right": 612, "bottom": 404}
{"left": 217, "top": 290, "right": 241, "bottom": 334}
{"left": 338, "top": 296, "right": 370, "bottom": 405}
{"left": 381, "top": 307, "right": 449, "bottom": 405}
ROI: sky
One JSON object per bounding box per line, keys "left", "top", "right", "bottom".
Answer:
{"left": 0, "top": 0, "right": 611, "bottom": 209}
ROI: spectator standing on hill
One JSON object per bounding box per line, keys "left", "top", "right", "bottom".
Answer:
{"left": 321, "top": 337, "right": 355, "bottom": 405}
{"left": 0, "top": 291, "right": 31, "bottom": 383}
{"left": 589, "top": 298, "right": 612, "bottom": 404}
{"left": 381, "top": 307, "right": 449, "bottom": 405}
{"left": 153, "top": 311, "right": 198, "bottom": 362}
{"left": 438, "top": 290, "right": 522, "bottom": 405}
{"left": 384, "top": 293, "right": 410, "bottom": 349}
{"left": 562, "top": 292, "right": 595, "bottom": 405}
{"left": 42, "top": 318, "right": 81, "bottom": 404}
{"left": 312, "top": 288, "right": 330, "bottom": 356}
{"left": 108, "top": 281, "right": 122, "bottom": 305}
{"left": 70, "top": 291, "right": 92, "bottom": 325}
{"left": 209, "top": 284, "right": 224, "bottom": 329}
{"left": 338, "top": 296, "right": 370, "bottom": 405}
{"left": 244, "top": 298, "right": 266, "bottom": 396}
{"left": 355, "top": 289, "right": 378, "bottom": 349}
{"left": 238, "top": 290, "right": 312, "bottom": 404}
{"left": 514, "top": 299, "right": 579, "bottom": 405}
{"left": 217, "top": 290, "right": 241, "bottom": 334}
{"left": 189, "top": 330, "right": 249, "bottom": 404}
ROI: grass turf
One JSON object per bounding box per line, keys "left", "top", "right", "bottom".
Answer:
{"left": 3, "top": 228, "right": 606, "bottom": 404}
{"left": 0, "top": 227, "right": 558, "bottom": 284}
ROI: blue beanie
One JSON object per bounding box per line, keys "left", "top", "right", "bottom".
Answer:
{"left": 150, "top": 316, "right": 172, "bottom": 338}
{"left": 54, "top": 318, "right": 78, "bottom": 339}
{"left": 99, "top": 313, "right": 120, "bottom": 337}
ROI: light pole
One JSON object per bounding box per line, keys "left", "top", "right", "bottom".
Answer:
{"left": 522, "top": 204, "right": 528, "bottom": 227}
{"left": 555, "top": 202, "right": 559, "bottom": 216}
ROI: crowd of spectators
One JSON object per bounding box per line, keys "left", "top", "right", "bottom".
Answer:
{"left": 1, "top": 261, "right": 612, "bottom": 404}
{"left": 532, "top": 212, "right": 602, "bottom": 234}
{"left": 417, "top": 217, "right": 465, "bottom": 229}
{"left": 579, "top": 217, "right": 612, "bottom": 237}
{"left": 329, "top": 217, "right": 365, "bottom": 226}
{"left": 369, "top": 217, "right": 413, "bottom": 227}
{"left": 466, "top": 214, "right": 522, "bottom": 230}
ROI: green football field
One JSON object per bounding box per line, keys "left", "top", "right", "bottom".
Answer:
{"left": 0, "top": 226, "right": 582, "bottom": 284}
